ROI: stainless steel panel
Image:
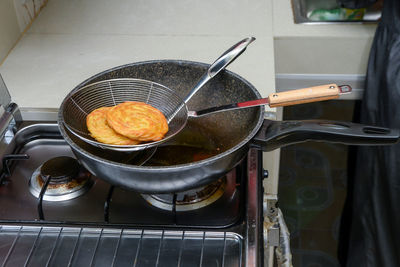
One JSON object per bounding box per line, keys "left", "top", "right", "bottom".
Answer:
{"left": 0, "top": 74, "right": 11, "bottom": 108}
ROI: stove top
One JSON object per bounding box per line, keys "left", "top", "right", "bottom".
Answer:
{"left": 0, "top": 121, "right": 264, "bottom": 266}
{"left": 1, "top": 124, "right": 242, "bottom": 226}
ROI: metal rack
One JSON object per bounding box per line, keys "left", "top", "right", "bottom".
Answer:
{"left": 0, "top": 226, "right": 242, "bottom": 267}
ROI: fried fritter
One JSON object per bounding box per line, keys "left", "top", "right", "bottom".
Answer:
{"left": 106, "top": 101, "right": 168, "bottom": 142}
{"left": 86, "top": 107, "right": 139, "bottom": 145}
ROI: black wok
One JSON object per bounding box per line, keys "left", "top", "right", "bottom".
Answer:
{"left": 58, "top": 60, "right": 400, "bottom": 193}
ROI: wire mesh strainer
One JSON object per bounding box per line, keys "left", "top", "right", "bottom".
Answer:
{"left": 59, "top": 37, "right": 255, "bottom": 152}
{"left": 60, "top": 78, "right": 189, "bottom": 151}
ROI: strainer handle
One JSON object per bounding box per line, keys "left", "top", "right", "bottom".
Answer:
{"left": 182, "top": 37, "right": 256, "bottom": 104}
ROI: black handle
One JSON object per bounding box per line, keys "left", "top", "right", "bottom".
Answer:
{"left": 251, "top": 119, "right": 400, "bottom": 152}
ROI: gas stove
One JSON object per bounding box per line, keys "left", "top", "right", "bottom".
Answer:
{"left": 0, "top": 117, "right": 265, "bottom": 266}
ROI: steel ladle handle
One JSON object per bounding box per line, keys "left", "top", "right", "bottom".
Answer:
{"left": 182, "top": 37, "right": 256, "bottom": 104}
{"left": 168, "top": 37, "right": 255, "bottom": 123}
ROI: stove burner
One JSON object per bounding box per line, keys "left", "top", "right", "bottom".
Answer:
{"left": 29, "top": 156, "right": 93, "bottom": 201}
{"left": 40, "top": 156, "right": 80, "bottom": 184}
{"left": 141, "top": 178, "right": 226, "bottom": 211}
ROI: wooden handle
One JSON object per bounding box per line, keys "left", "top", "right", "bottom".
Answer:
{"left": 268, "top": 84, "right": 340, "bottom": 108}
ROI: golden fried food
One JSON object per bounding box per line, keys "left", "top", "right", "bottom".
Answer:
{"left": 86, "top": 107, "right": 139, "bottom": 145}
{"left": 106, "top": 101, "right": 168, "bottom": 142}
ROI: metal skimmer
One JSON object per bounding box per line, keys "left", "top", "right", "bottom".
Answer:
{"left": 60, "top": 78, "right": 189, "bottom": 152}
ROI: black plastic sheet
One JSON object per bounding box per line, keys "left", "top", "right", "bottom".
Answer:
{"left": 339, "top": 0, "right": 400, "bottom": 266}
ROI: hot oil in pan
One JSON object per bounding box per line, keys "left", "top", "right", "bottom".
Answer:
{"left": 143, "top": 145, "right": 220, "bottom": 166}
{"left": 66, "top": 119, "right": 227, "bottom": 166}
{"left": 143, "top": 122, "right": 224, "bottom": 166}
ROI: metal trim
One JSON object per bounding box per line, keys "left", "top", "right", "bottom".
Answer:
{"left": 0, "top": 74, "right": 11, "bottom": 108}
{"left": 0, "top": 226, "right": 243, "bottom": 266}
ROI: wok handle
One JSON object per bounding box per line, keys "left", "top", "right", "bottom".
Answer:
{"left": 251, "top": 119, "right": 400, "bottom": 152}
{"left": 268, "top": 84, "right": 350, "bottom": 108}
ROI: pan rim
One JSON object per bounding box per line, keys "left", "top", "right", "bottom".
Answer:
{"left": 58, "top": 59, "right": 264, "bottom": 171}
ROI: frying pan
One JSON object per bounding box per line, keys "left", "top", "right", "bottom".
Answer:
{"left": 58, "top": 60, "right": 400, "bottom": 193}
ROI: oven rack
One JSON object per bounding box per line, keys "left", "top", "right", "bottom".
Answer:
{"left": 0, "top": 225, "right": 242, "bottom": 267}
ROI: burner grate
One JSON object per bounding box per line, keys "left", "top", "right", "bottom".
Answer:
{"left": 0, "top": 225, "right": 242, "bottom": 267}
{"left": 29, "top": 156, "right": 94, "bottom": 203}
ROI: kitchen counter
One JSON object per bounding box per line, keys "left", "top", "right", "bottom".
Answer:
{"left": 0, "top": 0, "right": 274, "bottom": 110}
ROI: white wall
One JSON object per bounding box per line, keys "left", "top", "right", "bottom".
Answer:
{"left": 0, "top": 0, "right": 48, "bottom": 63}
{"left": 273, "top": 0, "right": 377, "bottom": 38}
{"left": 13, "top": 0, "right": 48, "bottom": 32}
{"left": 0, "top": 0, "right": 20, "bottom": 63}
{"left": 272, "top": 0, "right": 378, "bottom": 75}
